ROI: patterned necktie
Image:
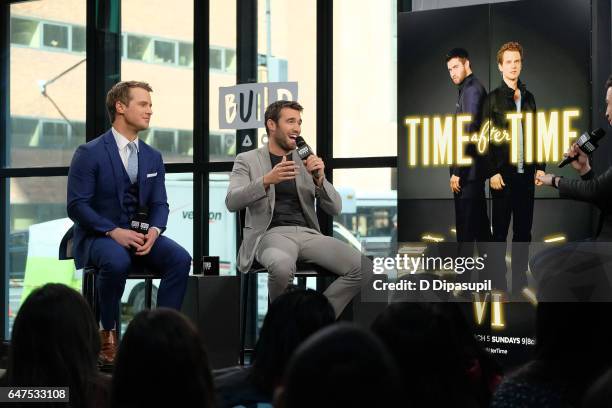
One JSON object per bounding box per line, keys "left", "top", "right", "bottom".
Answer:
{"left": 127, "top": 141, "right": 138, "bottom": 184}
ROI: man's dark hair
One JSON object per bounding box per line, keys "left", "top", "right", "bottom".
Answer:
{"left": 605, "top": 74, "right": 612, "bottom": 90}
{"left": 264, "top": 100, "right": 303, "bottom": 135}
{"left": 106, "top": 80, "right": 153, "bottom": 123}
{"left": 250, "top": 289, "right": 335, "bottom": 396}
{"left": 372, "top": 302, "right": 500, "bottom": 408}
{"left": 112, "top": 308, "right": 215, "bottom": 408}
{"left": 445, "top": 47, "right": 469, "bottom": 63}
{"left": 7, "top": 284, "right": 103, "bottom": 408}
{"left": 281, "top": 323, "right": 401, "bottom": 408}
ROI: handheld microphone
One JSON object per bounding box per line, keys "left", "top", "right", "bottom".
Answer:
{"left": 130, "top": 206, "right": 150, "bottom": 234}
{"left": 558, "top": 128, "right": 605, "bottom": 168}
{"left": 295, "top": 136, "right": 319, "bottom": 178}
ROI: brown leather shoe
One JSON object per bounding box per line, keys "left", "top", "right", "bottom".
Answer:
{"left": 98, "top": 329, "right": 117, "bottom": 367}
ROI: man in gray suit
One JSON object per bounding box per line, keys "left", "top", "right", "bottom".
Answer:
{"left": 226, "top": 100, "right": 367, "bottom": 317}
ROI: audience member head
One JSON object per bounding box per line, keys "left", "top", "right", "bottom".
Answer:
{"left": 112, "top": 308, "right": 215, "bottom": 408}
{"left": 534, "top": 302, "right": 612, "bottom": 401}
{"left": 372, "top": 302, "right": 497, "bottom": 408}
{"left": 7, "top": 283, "right": 101, "bottom": 407}
{"left": 277, "top": 323, "right": 401, "bottom": 408}
{"left": 251, "top": 288, "right": 335, "bottom": 395}
{"left": 582, "top": 367, "right": 612, "bottom": 408}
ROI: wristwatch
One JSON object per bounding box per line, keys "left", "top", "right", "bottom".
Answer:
{"left": 553, "top": 175, "right": 563, "bottom": 189}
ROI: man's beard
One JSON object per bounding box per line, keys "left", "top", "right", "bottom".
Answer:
{"left": 277, "top": 134, "right": 294, "bottom": 151}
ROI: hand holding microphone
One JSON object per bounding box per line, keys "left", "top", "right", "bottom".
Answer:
{"left": 296, "top": 136, "right": 325, "bottom": 186}
{"left": 564, "top": 142, "right": 591, "bottom": 176}
{"left": 129, "top": 206, "right": 158, "bottom": 256}
{"left": 558, "top": 128, "right": 604, "bottom": 171}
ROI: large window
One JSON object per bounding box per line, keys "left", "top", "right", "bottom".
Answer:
{"left": 333, "top": 0, "right": 397, "bottom": 158}
{"left": 209, "top": 173, "right": 237, "bottom": 276}
{"left": 178, "top": 42, "right": 193, "bottom": 67}
{"left": 10, "top": 17, "right": 39, "bottom": 46}
{"left": 127, "top": 34, "right": 151, "bottom": 61}
{"left": 122, "top": 0, "right": 193, "bottom": 164}
{"left": 256, "top": 0, "right": 317, "bottom": 152}
{"left": 7, "top": 176, "right": 72, "bottom": 337}
{"left": 42, "top": 22, "right": 69, "bottom": 50}
{"left": 209, "top": 0, "right": 237, "bottom": 161}
{"left": 333, "top": 168, "right": 398, "bottom": 257}
{"left": 9, "top": 3, "right": 86, "bottom": 168}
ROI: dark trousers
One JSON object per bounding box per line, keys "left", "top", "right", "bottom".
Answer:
{"left": 454, "top": 180, "right": 492, "bottom": 247}
{"left": 89, "top": 235, "right": 192, "bottom": 330}
{"left": 454, "top": 180, "right": 492, "bottom": 285}
{"left": 491, "top": 172, "right": 535, "bottom": 291}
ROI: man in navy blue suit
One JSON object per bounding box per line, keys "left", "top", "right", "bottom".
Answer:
{"left": 67, "top": 81, "right": 191, "bottom": 365}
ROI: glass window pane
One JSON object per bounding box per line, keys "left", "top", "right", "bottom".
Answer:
{"left": 333, "top": 168, "right": 397, "bottom": 257}
{"left": 210, "top": 0, "right": 236, "bottom": 162}
{"left": 209, "top": 173, "right": 237, "bottom": 276}
{"left": 42, "top": 23, "right": 69, "bottom": 49}
{"left": 152, "top": 129, "right": 176, "bottom": 154}
{"left": 8, "top": 176, "right": 70, "bottom": 337}
{"left": 333, "top": 0, "right": 397, "bottom": 157}
{"left": 177, "top": 130, "right": 193, "bottom": 155}
{"left": 209, "top": 133, "right": 236, "bottom": 161}
{"left": 224, "top": 49, "right": 236, "bottom": 73}
{"left": 178, "top": 42, "right": 193, "bottom": 67}
{"left": 210, "top": 48, "right": 223, "bottom": 70}
{"left": 122, "top": 0, "right": 193, "bottom": 163}
{"left": 70, "top": 122, "right": 86, "bottom": 148}
{"left": 71, "top": 25, "right": 85, "bottom": 53}
{"left": 9, "top": 3, "right": 86, "bottom": 167}
{"left": 153, "top": 40, "right": 176, "bottom": 64}
{"left": 127, "top": 35, "right": 151, "bottom": 61}
{"left": 41, "top": 122, "right": 69, "bottom": 148}
{"left": 257, "top": 0, "right": 316, "bottom": 152}
{"left": 164, "top": 173, "right": 194, "bottom": 261}
{"left": 10, "top": 117, "right": 39, "bottom": 148}
{"left": 10, "top": 17, "right": 39, "bottom": 47}
{"left": 209, "top": 133, "right": 222, "bottom": 156}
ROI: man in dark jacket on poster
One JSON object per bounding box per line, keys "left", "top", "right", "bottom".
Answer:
{"left": 445, "top": 48, "right": 492, "bottom": 256}
{"left": 483, "top": 42, "right": 546, "bottom": 293}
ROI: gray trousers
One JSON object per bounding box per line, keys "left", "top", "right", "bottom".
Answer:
{"left": 255, "top": 226, "right": 370, "bottom": 317}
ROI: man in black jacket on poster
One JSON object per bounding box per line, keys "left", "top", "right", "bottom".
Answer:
{"left": 483, "top": 42, "right": 546, "bottom": 293}
{"left": 445, "top": 48, "right": 492, "bottom": 254}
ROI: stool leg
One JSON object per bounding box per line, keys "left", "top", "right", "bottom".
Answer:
{"left": 115, "top": 300, "right": 122, "bottom": 341}
{"left": 239, "top": 272, "right": 250, "bottom": 365}
{"left": 144, "top": 278, "right": 153, "bottom": 309}
{"left": 82, "top": 268, "right": 99, "bottom": 324}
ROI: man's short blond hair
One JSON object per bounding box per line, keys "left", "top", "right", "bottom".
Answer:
{"left": 106, "top": 81, "right": 153, "bottom": 123}
{"left": 496, "top": 41, "right": 523, "bottom": 65}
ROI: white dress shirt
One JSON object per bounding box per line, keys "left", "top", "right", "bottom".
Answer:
{"left": 111, "top": 127, "right": 139, "bottom": 170}
{"left": 110, "top": 127, "right": 161, "bottom": 237}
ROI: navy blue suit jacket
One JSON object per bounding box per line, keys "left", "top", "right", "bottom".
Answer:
{"left": 450, "top": 74, "right": 488, "bottom": 183}
{"left": 67, "top": 130, "right": 169, "bottom": 269}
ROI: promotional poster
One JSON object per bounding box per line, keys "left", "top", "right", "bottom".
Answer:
{"left": 396, "top": 0, "right": 611, "bottom": 368}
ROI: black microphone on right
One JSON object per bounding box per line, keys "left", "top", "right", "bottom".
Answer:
{"left": 558, "top": 128, "right": 606, "bottom": 168}
{"left": 295, "top": 136, "right": 320, "bottom": 178}
{"left": 130, "top": 206, "right": 150, "bottom": 235}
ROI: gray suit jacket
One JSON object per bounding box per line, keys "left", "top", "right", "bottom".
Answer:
{"left": 226, "top": 145, "right": 342, "bottom": 272}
